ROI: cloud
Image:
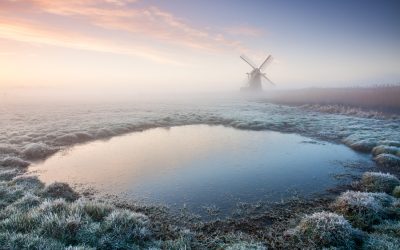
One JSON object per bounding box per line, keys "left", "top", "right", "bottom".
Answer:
{"left": 0, "top": 0, "right": 250, "bottom": 63}
{"left": 0, "top": 16, "right": 180, "bottom": 65}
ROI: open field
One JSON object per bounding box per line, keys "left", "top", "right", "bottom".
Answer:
{"left": 1, "top": 98, "right": 400, "bottom": 249}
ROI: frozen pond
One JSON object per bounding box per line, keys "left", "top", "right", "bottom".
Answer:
{"left": 29, "top": 125, "right": 371, "bottom": 214}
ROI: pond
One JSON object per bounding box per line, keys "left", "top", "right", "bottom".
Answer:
{"left": 29, "top": 125, "right": 372, "bottom": 215}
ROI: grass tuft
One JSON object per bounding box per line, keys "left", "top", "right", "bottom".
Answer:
{"left": 0, "top": 182, "right": 24, "bottom": 208}
{"left": 372, "top": 145, "right": 400, "bottom": 157}
{"left": 285, "top": 211, "right": 358, "bottom": 249}
{"left": 12, "top": 193, "right": 43, "bottom": 211}
{"left": 75, "top": 200, "right": 113, "bottom": 222}
{"left": 392, "top": 186, "right": 400, "bottom": 198}
{"left": 0, "top": 169, "right": 21, "bottom": 181}
{"left": 42, "top": 182, "right": 79, "bottom": 201}
{"left": 97, "top": 209, "right": 151, "bottom": 249}
{"left": 359, "top": 172, "right": 400, "bottom": 193}
{"left": 332, "top": 191, "right": 394, "bottom": 229}
{"left": 0, "top": 232, "right": 66, "bottom": 249}
{"left": 374, "top": 154, "right": 400, "bottom": 168}
{"left": 0, "top": 156, "right": 30, "bottom": 168}
{"left": 372, "top": 220, "right": 400, "bottom": 238}
{"left": 224, "top": 242, "right": 267, "bottom": 250}
{"left": 11, "top": 175, "right": 44, "bottom": 189}
{"left": 0, "top": 210, "right": 40, "bottom": 233}
{"left": 362, "top": 233, "right": 400, "bottom": 250}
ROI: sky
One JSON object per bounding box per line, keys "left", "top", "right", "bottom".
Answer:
{"left": 0, "top": 0, "right": 399, "bottom": 96}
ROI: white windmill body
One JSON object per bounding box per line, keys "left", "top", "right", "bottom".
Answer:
{"left": 240, "top": 55, "right": 274, "bottom": 91}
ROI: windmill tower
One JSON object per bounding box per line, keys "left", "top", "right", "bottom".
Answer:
{"left": 240, "top": 55, "right": 274, "bottom": 91}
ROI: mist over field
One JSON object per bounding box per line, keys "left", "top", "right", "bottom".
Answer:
{"left": 1, "top": 0, "right": 400, "bottom": 249}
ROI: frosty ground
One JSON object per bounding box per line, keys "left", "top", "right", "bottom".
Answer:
{"left": 0, "top": 98, "right": 400, "bottom": 249}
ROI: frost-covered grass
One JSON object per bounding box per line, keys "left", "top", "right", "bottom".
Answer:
{"left": 393, "top": 186, "right": 400, "bottom": 198}
{"left": 157, "top": 230, "right": 193, "bottom": 250}
{"left": 0, "top": 169, "right": 158, "bottom": 249}
{"left": 372, "top": 220, "right": 400, "bottom": 238}
{"left": 374, "top": 154, "right": 400, "bottom": 168}
{"left": 11, "top": 175, "right": 44, "bottom": 189}
{"left": 342, "top": 137, "right": 378, "bottom": 153}
{"left": 285, "top": 188, "right": 400, "bottom": 249}
{"left": 1, "top": 100, "right": 400, "bottom": 248}
{"left": 372, "top": 145, "right": 400, "bottom": 157}
{"left": 0, "top": 156, "right": 30, "bottom": 168}
{"left": 0, "top": 232, "right": 67, "bottom": 249}
{"left": 362, "top": 233, "right": 400, "bottom": 250}
{"left": 379, "top": 140, "right": 400, "bottom": 147}
{"left": 332, "top": 191, "right": 395, "bottom": 229}
{"left": 359, "top": 172, "right": 400, "bottom": 193}
{"left": 224, "top": 242, "right": 267, "bottom": 250}
{"left": 42, "top": 182, "right": 80, "bottom": 201}
{"left": 0, "top": 174, "right": 271, "bottom": 249}
{"left": 0, "top": 195, "right": 154, "bottom": 248}
{"left": 285, "top": 212, "right": 359, "bottom": 249}
{"left": 22, "top": 142, "right": 57, "bottom": 160}
{"left": 1, "top": 101, "right": 399, "bottom": 163}
{"left": 208, "top": 232, "right": 268, "bottom": 250}
{"left": 0, "top": 168, "right": 20, "bottom": 181}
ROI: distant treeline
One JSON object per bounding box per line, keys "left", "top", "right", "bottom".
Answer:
{"left": 266, "top": 84, "right": 400, "bottom": 114}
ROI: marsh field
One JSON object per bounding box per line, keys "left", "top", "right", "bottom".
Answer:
{"left": 1, "top": 87, "right": 400, "bottom": 249}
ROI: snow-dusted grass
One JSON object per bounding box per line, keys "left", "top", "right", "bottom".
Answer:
{"left": 332, "top": 191, "right": 394, "bottom": 229}
{"left": 285, "top": 212, "right": 359, "bottom": 249}
{"left": 359, "top": 172, "right": 400, "bottom": 193}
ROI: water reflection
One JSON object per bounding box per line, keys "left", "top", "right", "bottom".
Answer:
{"left": 30, "top": 125, "right": 370, "bottom": 213}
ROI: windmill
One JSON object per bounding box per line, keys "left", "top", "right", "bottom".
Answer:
{"left": 240, "top": 54, "right": 274, "bottom": 91}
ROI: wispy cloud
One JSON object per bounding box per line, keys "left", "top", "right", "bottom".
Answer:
{"left": 0, "top": 0, "right": 251, "bottom": 63}
{"left": 0, "top": 16, "right": 180, "bottom": 64}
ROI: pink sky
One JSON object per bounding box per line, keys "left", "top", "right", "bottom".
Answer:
{"left": 1, "top": 0, "right": 399, "bottom": 94}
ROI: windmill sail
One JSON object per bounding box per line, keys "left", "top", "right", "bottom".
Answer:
{"left": 240, "top": 55, "right": 257, "bottom": 69}
{"left": 240, "top": 54, "right": 274, "bottom": 91}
